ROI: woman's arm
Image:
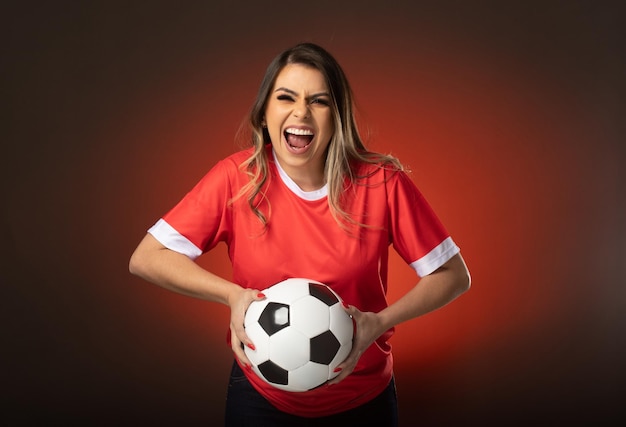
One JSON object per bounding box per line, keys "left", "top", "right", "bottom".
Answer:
{"left": 330, "top": 252, "right": 471, "bottom": 384}
{"left": 129, "top": 233, "right": 264, "bottom": 366}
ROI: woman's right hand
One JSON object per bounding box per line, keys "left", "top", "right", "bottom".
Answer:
{"left": 129, "top": 234, "right": 269, "bottom": 366}
{"left": 227, "top": 287, "right": 266, "bottom": 368}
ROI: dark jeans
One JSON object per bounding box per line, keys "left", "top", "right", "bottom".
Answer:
{"left": 224, "top": 361, "right": 399, "bottom": 426}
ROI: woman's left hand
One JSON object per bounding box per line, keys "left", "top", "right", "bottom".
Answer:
{"left": 327, "top": 254, "right": 471, "bottom": 385}
{"left": 327, "top": 303, "right": 387, "bottom": 385}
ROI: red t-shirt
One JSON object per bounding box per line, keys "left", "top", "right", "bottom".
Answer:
{"left": 148, "top": 146, "right": 459, "bottom": 417}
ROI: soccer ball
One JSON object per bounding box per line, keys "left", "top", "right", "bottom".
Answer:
{"left": 243, "top": 278, "right": 353, "bottom": 392}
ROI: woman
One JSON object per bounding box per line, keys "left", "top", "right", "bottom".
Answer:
{"left": 129, "top": 42, "right": 470, "bottom": 426}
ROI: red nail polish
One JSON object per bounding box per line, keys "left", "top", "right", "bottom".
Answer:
{"left": 247, "top": 343, "right": 256, "bottom": 351}
{"left": 333, "top": 367, "right": 342, "bottom": 373}
{"left": 257, "top": 293, "right": 266, "bottom": 298}
{"left": 342, "top": 301, "right": 350, "bottom": 309}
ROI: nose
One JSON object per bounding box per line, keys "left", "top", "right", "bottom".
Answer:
{"left": 293, "top": 99, "right": 310, "bottom": 119}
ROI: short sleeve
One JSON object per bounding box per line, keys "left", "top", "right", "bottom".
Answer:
{"left": 387, "top": 171, "right": 460, "bottom": 277}
{"left": 148, "top": 159, "right": 235, "bottom": 259}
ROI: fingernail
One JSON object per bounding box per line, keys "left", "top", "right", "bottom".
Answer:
{"left": 247, "top": 343, "right": 256, "bottom": 351}
{"left": 257, "top": 293, "right": 266, "bottom": 298}
{"left": 342, "top": 301, "right": 350, "bottom": 309}
{"left": 333, "top": 367, "right": 342, "bottom": 373}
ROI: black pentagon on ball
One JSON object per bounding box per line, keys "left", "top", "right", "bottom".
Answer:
{"left": 258, "top": 360, "right": 289, "bottom": 385}
{"left": 308, "top": 282, "right": 339, "bottom": 306}
{"left": 258, "top": 302, "right": 290, "bottom": 336}
{"left": 310, "top": 330, "right": 341, "bottom": 365}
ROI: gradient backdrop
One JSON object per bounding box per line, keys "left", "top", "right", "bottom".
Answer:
{"left": 4, "top": 1, "right": 625, "bottom": 425}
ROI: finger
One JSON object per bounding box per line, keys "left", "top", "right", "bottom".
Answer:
{"left": 327, "top": 345, "right": 360, "bottom": 385}
{"left": 341, "top": 300, "right": 353, "bottom": 313}
{"left": 327, "top": 334, "right": 367, "bottom": 385}
{"left": 230, "top": 289, "right": 267, "bottom": 369}
{"left": 231, "top": 329, "right": 253, "bottom": 367}
{"left": 328, "top": 362, "right": 356, "bottom": 385}
{"left": 231, "top": 292, "right": 265, "bottom": 364}
{"left": 238, "top": 293, "right": 266, "bottom": 348}
{"left": 342, "top": 301, "right": 362, "bottom": 325}
{"left": 232, "top": 291, "right": 265, "bottom": 345}
{"left": 232, "top": 320, "right": 259, "bottom": 360}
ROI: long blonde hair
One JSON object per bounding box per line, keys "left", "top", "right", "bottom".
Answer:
{"left": 238, "top": 43, "right": 403, "bottom": 228}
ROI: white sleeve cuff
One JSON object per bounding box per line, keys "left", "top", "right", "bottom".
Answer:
{"left": 147, "top": 218, "right": 203, "bottom": 260}
{"left": 409, "top": 237, "right": 460, "bottom": 277}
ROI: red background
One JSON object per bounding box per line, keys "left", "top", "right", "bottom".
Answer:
{"left": 4, "top": 1, "right": 624, "bottom": 425}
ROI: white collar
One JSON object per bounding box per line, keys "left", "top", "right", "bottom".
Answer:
{"left": 272, "top": 149, "right": 328, "bottom": 201}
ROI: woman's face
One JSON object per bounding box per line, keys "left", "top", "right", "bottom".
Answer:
{"left": 264, "top": 63, "right": 335, "bottom": 190}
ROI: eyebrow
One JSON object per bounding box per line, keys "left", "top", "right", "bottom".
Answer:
{"left": 274, "top": 87, "right": 330, "bottom": 99}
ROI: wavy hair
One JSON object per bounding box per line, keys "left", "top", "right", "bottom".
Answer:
{"left": 237, "top": 42, "right": 403, "bottom": 228}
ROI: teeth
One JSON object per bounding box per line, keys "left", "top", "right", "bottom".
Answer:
{"left": 285, "top": 128, "right": 313, "bottom": 136}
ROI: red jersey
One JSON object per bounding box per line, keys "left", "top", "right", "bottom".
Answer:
{"left": 148, "top": 145, "right": 459, "bottom": 417}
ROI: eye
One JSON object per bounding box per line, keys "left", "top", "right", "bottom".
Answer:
{"left": 311, "top": 98, "right": 330, "bottom": 106}
{"left": 277, "top": 94, "right": 294, "bottom": 102}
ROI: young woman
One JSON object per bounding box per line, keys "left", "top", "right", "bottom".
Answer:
{"left": 129, "top": 42, "right": 470, "bottom": 426}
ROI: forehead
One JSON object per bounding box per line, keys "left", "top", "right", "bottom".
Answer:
{"left": 273, "top": 63, "right": 328, "bottom": 92}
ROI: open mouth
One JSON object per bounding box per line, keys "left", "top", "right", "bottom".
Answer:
{"left": 284, "top": 127, "right": 314, "bottom": 151}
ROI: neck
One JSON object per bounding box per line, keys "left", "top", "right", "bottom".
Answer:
{"left": 284, "top": 165, "right": 325, "bottom": 191}
{"left": 272, "top": 150, "right": 326, "bottom": 192}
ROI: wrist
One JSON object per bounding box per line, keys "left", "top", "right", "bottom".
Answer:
{"left": 223, "top": 283, "right": 245, "bottom": 307}
{"left": 375, "top": 308, "right": 397, "bottom": 334}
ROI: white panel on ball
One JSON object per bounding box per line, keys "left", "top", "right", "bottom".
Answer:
{"left": 328, "top": 303, "right": 353, "bottom": 345}
{"left": 290, "top": 297, "right": 330, "bottom": 338}
{"left": 269, "top": 328, "right": 310, "bottom": 371}
{"left": 264, "top": 279, "right": 310, "bottom": 304}
{"left": 289, "top": 362, "right": 331, "bottom": 391}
